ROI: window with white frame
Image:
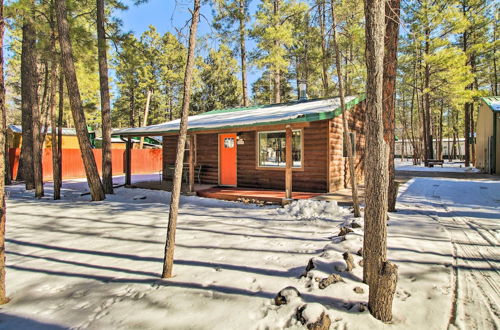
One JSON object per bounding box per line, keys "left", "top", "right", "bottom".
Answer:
{"left": 258, "top": 130, "right": 302, "bottom": 168}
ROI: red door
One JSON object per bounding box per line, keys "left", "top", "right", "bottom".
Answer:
{"left": 219, "top": 133, "right": 237, "bottom": 186}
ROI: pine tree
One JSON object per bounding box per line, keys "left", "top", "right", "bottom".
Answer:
{"left": 19, "top": 2, "right": 37, "bottom": 190}
{"left": 383, "top": 0, "right": 400, "bottom": 211}
{"left": 191, "top": 45, "right": 242, "bottom": 113}
{"left": 363, "top": 0, "right": 398, "bottom": 321}
{"left": 458, "top": 0, "right": 492, "bottom": 166}
{"left": 330, "top": 0, "right": 360, "bottom": 217}
{"left": 158, "top": 32, "right": 186, "bottom": 122}
{"left": 404, "top": 0, "right": 471, "bottom": 162}
{"left": 162, "top": 0, "right": 201, "bottom": 279}
{"left": 0, "top": 0, "right": 8, "bottom": 304}
{"left": 96, "top": 0, "right": 113, "bottom": 194}
{"left": 213, "top": 0, "right": 251, "bottom": 106}
{"left": 251, "top": 70, "right": 294, "bottom": 104}
{"left": 252, "top": 0, "right": 307, "bottom": 103}
{"left": 55, "top": 0, "right": 105, "bottom": 201}
{"left": 113, "top": 34, "right": 143, "bottom": 127}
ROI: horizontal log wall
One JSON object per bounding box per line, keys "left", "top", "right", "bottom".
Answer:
{"left": 329, "top": 116, "right": 345, "bottom": 192}
{"left": 195, "top": 133, "right": 219, "bottom": 184}
{"left": 237, "top": 120, "right": 329, "bottom": 193}
{"left": 162, "top": 133, "right": 219, "bottom": 184}
{"left": 327, "top": 102, "right": 366, "bottom": 192}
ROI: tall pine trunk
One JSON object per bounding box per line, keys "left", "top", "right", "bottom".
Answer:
{"left": 471, "top": 104, "right": 475, "bottom": 164}
{"left": 56, "top": 73, "right": 63, "bottom": 196}
{"left": 319, "top": 1, "right": 329, "bottom": 97}
{"left": 464, "top": 102, "right": 471, "bottom": 166}
{"left": 129, "top": 91, "right": 135, "bottom": 127}
{"left": 239, "top": 0, "right": 249, "bottom": 107}
{"left": 493, "top": 17, "right": 498, "bottom": 95}
{"left": 273, "top": 70, "right": 281, "bottom": 103}
{"left": 32, "top": 57, "right": 44, "bottom": 198}
{"left": 20, "top": 4, "right": 44, "bottom": 198}
{"left": 272, "top": 0, "right": 281, "bottom": 104}
{"left": 462, "top": 27, "right": 471, "bottom": 167}
{"left": 363, "top": 0, "right": 398, "bottom": 321}
{"left": 55, "top": 0, "right": 105, "bottom": 201}
{"left": 383, "top": 0, "right": 400, "bottom": 212}
{"left": 50, "top": 67, "right": 61, "bottom": 200}
{"left": 139, "top": 90, "right": 152, "bottom": 149}
{"left": 49, "top": 6, "right": 61, "bottom": 200}
{"left": 0, "top": 0, "right": 8, "bottom": 304}
{"left": 20, "top": 17, "right": 36, "bottom": 188}
{"left": 423, "top": 28, "right": 432, "bottom": 161}
{"left": 162, "top": 0, "right": 200, "bottom": 278}
{"left": 96, "top": 0, "right": 113, "bottom": 194}
{"left": 438, "top": 101, "right": 443, "bottom": 160}
{"left": 330, "top": 3, "right": 360, "bottom": 218}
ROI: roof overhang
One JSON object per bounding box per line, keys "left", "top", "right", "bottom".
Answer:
{"left": 481, "top": 97, "right": 500, "bottom": 113}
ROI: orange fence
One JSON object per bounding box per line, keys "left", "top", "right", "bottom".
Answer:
{"left": 9, "top": 148, "right": 162, "bottom": 181}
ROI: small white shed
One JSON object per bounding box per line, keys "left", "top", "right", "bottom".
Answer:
{"left": 476, "top": 97, "right": 500, "bottom": 174}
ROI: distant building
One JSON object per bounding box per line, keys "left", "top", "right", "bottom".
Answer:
{"left": 476, "top": 97, "right": 499, "bottom": 174}
{"left": 7, "top": 125, "right": 85, "bottom": 149}
{"left": 7, "top": 125, "right": 161, "bottom": 150}
{"left": 395, "top": 138, "right": 466, "bottom": 159}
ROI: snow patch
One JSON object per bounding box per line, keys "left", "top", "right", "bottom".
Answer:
{"left": 277, "top": 199, "right": 348, "bottom": 220}
{"left": 300, "top": 303, "right": 326, "bottom": 324}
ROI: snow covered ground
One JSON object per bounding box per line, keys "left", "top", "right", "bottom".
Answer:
{"left": 399, "top": 178, "right": 500, "bottom": 329}
{"left": 395, "top": 159, "right": 480, "bottom": 173}
{"left": 0, "top": 174, "right": 498, "bottom": 329}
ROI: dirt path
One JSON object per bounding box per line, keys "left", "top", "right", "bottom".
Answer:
{"left": 417, "top": 179, "right": 499, "bottom": 329}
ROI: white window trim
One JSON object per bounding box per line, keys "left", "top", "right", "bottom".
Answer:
{"left": 256, "top": 129, "right": 304, "bottom": 169}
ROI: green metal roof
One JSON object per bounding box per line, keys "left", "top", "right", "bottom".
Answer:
{"left": 114, "top": 94, "right": 366, "bottom": 136}
{"left": 481, "top": 97, "right": 500, "bottom": 112}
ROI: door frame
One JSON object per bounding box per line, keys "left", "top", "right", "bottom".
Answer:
{"left": 218, "top": 133, "right": 238, "bottom": 186}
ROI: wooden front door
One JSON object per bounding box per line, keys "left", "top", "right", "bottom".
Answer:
{"left": 219, "top": 133, "right": 237, "bottom": 186}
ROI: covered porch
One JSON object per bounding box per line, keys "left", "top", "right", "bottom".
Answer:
{"left": 120, "top": 124, "right": 299, "bottom": 201}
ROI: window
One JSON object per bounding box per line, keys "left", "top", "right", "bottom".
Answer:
{"left": 343, "top": 132, "right": 356, "bottom": 157}
{"left": 258, "top": 130, "right": 302, "bottom": 168}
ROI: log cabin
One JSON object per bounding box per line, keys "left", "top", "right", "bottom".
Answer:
{"left": 115, "top": 95, "right": 367, "bottom": 195}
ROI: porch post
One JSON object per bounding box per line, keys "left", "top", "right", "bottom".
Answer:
{"left": 125, "top": 137, "right": 132, "bottom": 186}
{"left": 285, "top": 125, "right": 293, "bottom": 199}
{"left": 188, "top": 134, "right": 195, "bottom": 193}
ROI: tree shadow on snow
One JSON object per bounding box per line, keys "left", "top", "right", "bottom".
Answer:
{"left": 0, "top": 312, "right": 68, "bottom": 330}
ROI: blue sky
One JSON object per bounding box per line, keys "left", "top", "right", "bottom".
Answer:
{"left": 115, "top": 0, "right": 262, "bottom": 91}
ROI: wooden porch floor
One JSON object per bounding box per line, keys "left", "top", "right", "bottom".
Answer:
{"left": 129, "top": 179, "right": 364, "bottom": 206}
{"left": 196, "top": 187, "right": 322, "bottom": 204}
